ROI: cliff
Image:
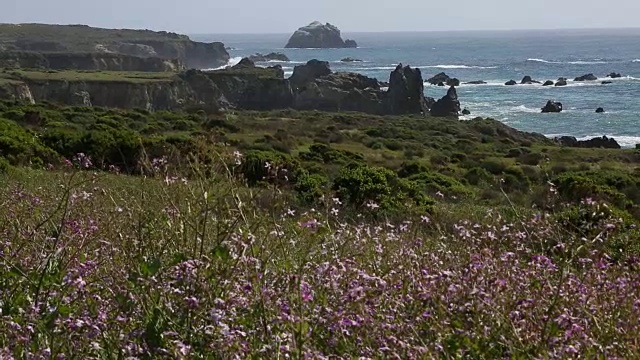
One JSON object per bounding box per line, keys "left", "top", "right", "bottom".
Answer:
{"left": 0, "top": 70, "right": 224, "bottom": 112}
{"left": 0, "top": 23, "right": 230, "bottom": 69}
{"left": 0, "top": 51, "right": 184, "bottom": 72}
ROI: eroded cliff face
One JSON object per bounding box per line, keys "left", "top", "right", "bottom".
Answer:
{"left": 2, "top": 78, "right": 223, "bottom": 112}
{"left": 0, "top": 52, "right": 184, "bottom": 72}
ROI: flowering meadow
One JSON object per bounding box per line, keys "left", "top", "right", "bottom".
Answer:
{"left": 0, "top": 151, "right": 639, "bottom": 360}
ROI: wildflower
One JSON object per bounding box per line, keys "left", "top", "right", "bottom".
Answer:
{"left": 265, "top": 162, "right": 272, "bottom": 170}
{"left": 366, "top": 201, "right": 380, "bottom": 210}
{"left": 421, "top": 215, "right": 431, "bottom": 224}
{"left": 286, "top": 208, "right": 296, "bottom": 217}
{"left": 436, "top": 191, "right": 444, "bottom": 198}
{"left": 332, "top": 197, "right": 342, "bottom": 205}
{"left": 331, "top": 208, "right": 339, "bottom": 216}
{"left": 233, "top": 151, "right": 243, "bottom": 165}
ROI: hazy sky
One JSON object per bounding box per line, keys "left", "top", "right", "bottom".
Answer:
{"left": 3, "top": 0, "right": 640, "bottom": 34}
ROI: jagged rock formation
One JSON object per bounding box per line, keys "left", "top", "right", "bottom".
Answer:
{"left": 385, "top": 64, "right": 429, "bottom": 115}
{"left": 0, "top": 23, "right": 230, "bottom": 69}
{"left": 521, "top": 76, "right": 541, "bottom": 84}
{"left": 285, "top": 22, "right": 358, "bottom": 49}
{"left": 430, "top": 86, "right": 461, "bottom": 117}
{"left": 0, "top": 59, "right": 446, "bottom": 117}
{"left": 543, "top": 80, "right": 554, "bottom": 86}
{"left": 505, "top": 80, "right": 517, "bottom": 86}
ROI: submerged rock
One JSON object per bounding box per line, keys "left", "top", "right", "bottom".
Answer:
{"left": 543, "top": 80, "right": 554, "bottom": 86}
{"left": 462, "top": 108, "right": 471, "bottom": 115}
{"left": 541, "top": 100, "right": 563, "bottom": 113}
{"left": 430, "top": 86, "right": 461, "bottom": 117}
{"left": 601, "top": 81, "right": 613, "bottom": 85}
{"left": 427, "top": 72, "right": 459, "bottom": 86}
{"left": 465, "top": 80, "right": 487, "bottom": 85}
{"left": 574, "top": 73, "right": 598, "bottom": 81}
{"left": 505, "top": 80, "right": 517, "bottom": 86}
{"left": 285, "top": 21, "right": 357, "bottom": 49}
{"left": 596, "top": 107, "right": 605, "bottom": 113}
{"left": 607, "top": 72, "right": 622, "bottom": 78}
{"left": 340, "top": 57, "right": 363, "bottom": 62}
{"left": 557, "top": 136, "right": 620, "bottom": 149}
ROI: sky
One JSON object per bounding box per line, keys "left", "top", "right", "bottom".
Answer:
{"left": 3, "top": 0, "right": 640, "bottom": 34}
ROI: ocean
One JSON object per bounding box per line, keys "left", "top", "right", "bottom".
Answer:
{"left": 191, "top": 29, "right": 640, "bottom": 148}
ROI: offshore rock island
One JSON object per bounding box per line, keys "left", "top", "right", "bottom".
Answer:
{"left": 285, "top": 22, "right": 358, "bottom": 49}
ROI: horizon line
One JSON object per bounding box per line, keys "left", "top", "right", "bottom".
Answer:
{"left": 192, "top": 26, "right": 640, "bottom": 36}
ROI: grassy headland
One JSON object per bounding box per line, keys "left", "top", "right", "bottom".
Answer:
{"left": 0, "top": 100, "right": 639, "bottom": 357}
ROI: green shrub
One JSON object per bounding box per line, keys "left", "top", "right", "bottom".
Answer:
{"left": 294, "top": 172, "right": 329, "bottom": 204}
{"left": 480, "top": 158, "right": 508, "bottom": 175}
{"left": 464, "top": 167, "right": 493, "bottom": 186}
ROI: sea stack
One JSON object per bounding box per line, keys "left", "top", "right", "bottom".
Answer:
{"left": 285, "top": 22, "right": 358, "bottom": 49}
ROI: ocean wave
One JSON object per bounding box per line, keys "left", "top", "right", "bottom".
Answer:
{"left": 511, "top": 105, "right": 541, "bottom": 113}
{"left": 527, "top": 58, "right": 608, "bottom": 65}
{"left": 633, "top": 59, "right": 640, "bottom": 63}
{"left": 422, "top": 64, "right": 498, "bottom": 69}
{"left": 208, "top": 56, "right": 244, "bottom": 70}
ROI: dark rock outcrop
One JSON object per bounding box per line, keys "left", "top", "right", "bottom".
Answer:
{"left": 341, "top": 57, "right": 363, "bottom": 62}
{"left": 289, "top": 60, "right": 332, "bottom": 89}
{"left": 430, "top": 86, "right": 461, "bottom": 117}
{"left": 294, "top": 72, "right": 383, "bottom": 113}
{"left": 601, "top": 81, "right": 613, "bottom": 85}
{"left": 541, "top": 100, "right": 563, "bottom": 113}
{"left": 555, "top": 79, "right": 568, "bottom": 87}
{"left": 574, "top": 73, "right": 598, "bottom": 81}
{"left": 521, "top": 76, "right": 541, "bottom": 84}
{"left": 505, "top": 80, "right": 517, "bottom": 86}
{"left": 557, "top": 136, "right": 620, "bottom": 149}
{"left": 462, "top": 108, "right": 471, "bottom": 115}
{"left": 385, "top": 64, "right": 429, "bottom": 115}
{"left": 427, "top": 72, "right": 459, "bottom": 86}
{"left": 596, "top": 107, "right": 605, "bottom": 113}
{"left": 205, "top": 60, "right": 293, "bottom": 110}
{"left": 285, "top": 22, "right": 357, "bottom": 49}
{"left": 543, "top": 80, "right": 554, "bottom": 86}
{"left": 465, "top": 80, "right": 487, "bottom": 85}
{"left": 607, "top": 72, "right": 622, "bottom": 78}
{"left": 248, "top": 52, "right": 290, "bottom": 62}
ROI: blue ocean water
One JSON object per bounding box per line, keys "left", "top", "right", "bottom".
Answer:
{"left": 192, "top": 29, "right": 640, "bottom": 147}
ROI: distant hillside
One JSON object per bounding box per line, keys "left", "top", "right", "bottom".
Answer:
{"left": 0, "top": 23, "right": 230, "bottom": 69}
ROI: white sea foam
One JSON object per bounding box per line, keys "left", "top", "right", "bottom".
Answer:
{"left": 207, "top": 56, "right": 244, "bottom": 71}
{"left": 567, "top": 60, "right": 608, "bottom": 65}
{"left": 422, "top": 64, "right": 498, "bottom": 69}
{"left": 527, "top": 58, "right": 608, "bottom": 65}
{"left": 527, "top": 58, "right": 558, "bottom": 64}
{"left": 633, "top": 59, "right": 640, "bottom": 62}
{"left": 511, "top": 105, "right": 540, "bottom": 113}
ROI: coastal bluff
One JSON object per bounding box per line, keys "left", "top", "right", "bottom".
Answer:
{"left": 0, "top": 24, "right": 230, "bottom": 70}
{"left": 285, "top": 22, "right": 358, "bottom": 49}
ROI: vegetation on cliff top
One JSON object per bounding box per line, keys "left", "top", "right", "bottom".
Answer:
{"left": 1, "top": 100, "right": 640, "bottom": 357}
{"left": 0, "top": 23, "right": 189, "bottom": 44}
{"left": 0, "top": 69, "right": 177, "bottom": 83}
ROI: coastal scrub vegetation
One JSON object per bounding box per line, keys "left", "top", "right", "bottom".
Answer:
{"left": 1, "top": 100, "right": 640, "bottom": 357}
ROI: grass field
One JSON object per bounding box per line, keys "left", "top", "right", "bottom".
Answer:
{"left": 1, "top": 101, "right": 640, "bottom": 357}
{"left": 0, "top": 69, "right": 177, "bottom": 83}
